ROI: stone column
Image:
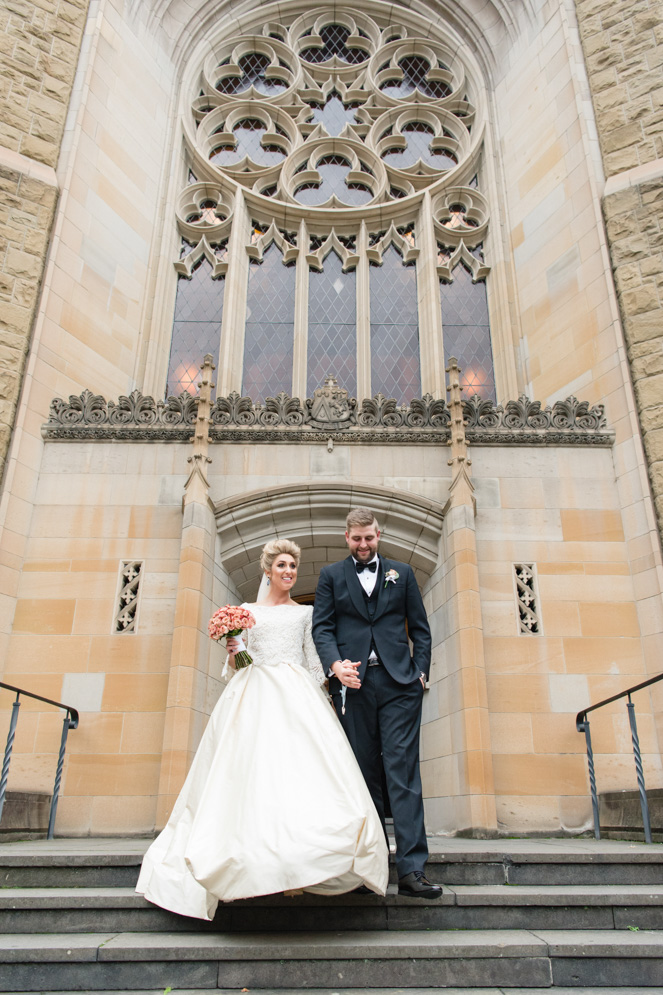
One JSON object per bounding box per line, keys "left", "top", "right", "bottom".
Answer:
{"left": 156, "top": 354, "right": 218, "bottom": 826}
{"left": 356, "top": 221, "right": 371, "bottom": 399}
{"left": 417, "top": 192, "right": 446, "bottom": 398}
{"left": 292, "top": 218, "right": 309, "bottom": 399}
{"left": 441, "top": 357, "right": 496, "bottom": 833}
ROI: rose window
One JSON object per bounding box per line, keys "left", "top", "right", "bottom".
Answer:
{"left": 170, "top": 6, "right": 496, "bottom": 406}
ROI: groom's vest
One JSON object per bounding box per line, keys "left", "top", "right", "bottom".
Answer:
{"left": 361, "top": 562, "right": 382, "bottom": 661}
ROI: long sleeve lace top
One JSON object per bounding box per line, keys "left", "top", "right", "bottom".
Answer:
{"left": 240, "top": 603, "right": 326, "bottom": 686}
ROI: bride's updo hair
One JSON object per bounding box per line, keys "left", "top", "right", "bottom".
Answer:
{"left": 260, "top": 538, "right": 301, "bottom": 574}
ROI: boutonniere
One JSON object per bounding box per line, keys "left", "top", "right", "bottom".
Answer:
{"left": 384, "top": 569, "right": 399, "bottom": 588}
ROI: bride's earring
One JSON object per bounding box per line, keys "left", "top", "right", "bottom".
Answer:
{"left": 266, "top": 576, "right": 270, "bottom": 586}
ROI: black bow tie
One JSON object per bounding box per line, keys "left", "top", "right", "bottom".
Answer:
{"left": 356, "top": 560, "right": 377, "bottom": 573}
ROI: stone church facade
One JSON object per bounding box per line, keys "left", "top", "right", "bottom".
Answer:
{"left": 0, "top": 0, "right": 662, "bottom": 838}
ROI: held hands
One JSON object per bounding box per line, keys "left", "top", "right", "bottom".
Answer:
{"left": 331, "top": 659, "right": 361, "bottom": 689}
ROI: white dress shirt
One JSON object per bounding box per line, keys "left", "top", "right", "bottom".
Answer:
{"left": 353, "top": 555, "right": 379, "bottom": 661}
{"left": 353, "top": 554, "right": 379, "bottom": 597}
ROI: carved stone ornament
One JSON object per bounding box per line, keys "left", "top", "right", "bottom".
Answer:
{"left": 42, "top": 386, "right": 614, "bottom": 447}
{"left": 307, "top": 375, "right": 355, "bottom": 429}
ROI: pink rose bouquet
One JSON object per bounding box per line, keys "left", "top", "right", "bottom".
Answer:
{"left": 208, "top": 604, "right": 256, "bottom": 669}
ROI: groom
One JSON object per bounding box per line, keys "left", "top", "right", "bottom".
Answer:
{"left": 312, "top": 507, "right": 441, "bottom": 899}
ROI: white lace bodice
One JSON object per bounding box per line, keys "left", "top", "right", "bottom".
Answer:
{"left": 240, "top": 603, "right": 326, "bottom": 686}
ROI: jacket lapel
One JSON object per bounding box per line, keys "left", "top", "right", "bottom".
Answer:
{"left": 373, "top": 555, "right": 392, "bottom": 621}
{"left": 343, "top": 555, "right": 370, "bottom": 621}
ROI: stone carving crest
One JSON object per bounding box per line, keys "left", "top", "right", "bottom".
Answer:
{"left": 42, "top": 383, "right": 613, "bottom": 447}
{"left": 307, "top": 375, "right": 355, "bottom": 429}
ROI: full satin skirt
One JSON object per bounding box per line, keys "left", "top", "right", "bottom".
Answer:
{"left": 136, "top": 662, "right": 389, "bottom": 919}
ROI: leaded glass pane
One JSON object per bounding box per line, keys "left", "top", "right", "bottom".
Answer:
{"left": 307, "top": 92, "right": 359, "bottom": 135}
{"left": 294, "top": 155, "right": 372, "bottom": 206}
{"left": 440, "top": 264, "right": 495, "bottom": 400}
{"left": 300, "top": 24, "right": 367, "bottom": 64}
{"left": 166, "top": 259, "right": 224, "bottom": 396}
{"left": 308, "top": 251, "right": 357, "bottom": 396}
{"left": 210, "top": 119, "right": 286, "bottom": 167}
{"left": 216, "top": 53, "right": 287, "bottom": 95}
{"left": 370, "top": 247, "right": 421, "bottom": 402}
{"left": 380, "top": 56, "right": 451, "bottom": 99}
{"left": 381, "top": 122, "right": 457, "bottom": 170}
{"left": 243, "top": 245, "right": 295, "bottom": 401}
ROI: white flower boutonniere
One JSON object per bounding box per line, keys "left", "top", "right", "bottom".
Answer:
{"left": 384, "top": 568, "right": 399, "bottom": 588}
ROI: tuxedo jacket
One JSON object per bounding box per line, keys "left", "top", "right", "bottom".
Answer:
{"left": 312, "top": 555, "right": 431, "bottom": 691}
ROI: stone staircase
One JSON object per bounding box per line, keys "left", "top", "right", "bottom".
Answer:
{"left": 0, "top": 837, "right": 662, "bottom": 992}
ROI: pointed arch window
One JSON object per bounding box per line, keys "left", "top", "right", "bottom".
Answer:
{"left": 307, "top": 251, "right": 357, "bottom": 396}
{"left": 242, "top": 244, "right": 295, "bottom": 401}
{"left": 370, "top": 247, "right": 421, "bottom": 403}
{"left": 440, "top": 262, "right": 495, "bottom": 400}
{"left": 166, "top": 259, "right": 224, "bottom": 396}
{"left": 164, "top": 7, "right": 504, "bottom": 406}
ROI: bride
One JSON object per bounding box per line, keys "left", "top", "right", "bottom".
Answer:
{"left": 136, "top": 538, "right": 389, "bottom": 919}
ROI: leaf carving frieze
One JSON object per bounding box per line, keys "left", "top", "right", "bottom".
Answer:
{"left": 42, "top": 383, "right": 614, "bottom": 448}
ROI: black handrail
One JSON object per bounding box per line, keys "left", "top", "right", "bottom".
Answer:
{"left": 576, "top": 672, "right": 663, "bottom": 843}
{"left": 0, "top": 682, "right": 79, "bottom": 839}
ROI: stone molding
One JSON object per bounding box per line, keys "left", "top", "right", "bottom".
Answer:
{"left": 42, "top": 379, "right": 613, "bottom": 447}
{"left": 215, "top": 481, "right": 445, "bottom": 593}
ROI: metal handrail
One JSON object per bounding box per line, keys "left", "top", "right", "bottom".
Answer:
{"left": 576, "top": 672, "right": 663, "bottom": 843}
{"left": 0, "top": 681, "right": 79, "bottom": 839}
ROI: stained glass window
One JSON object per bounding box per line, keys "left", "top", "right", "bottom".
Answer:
{"left": 216, "top": 53, "right": 287, "bottom": 95}
{"left": 380, "top": 56, "right": 451, "bottom": 99}
{"left": 242, "top": 245, "right": 295, "bottom": 401}
{"left": 308, "top": 251, "right": 357, "bottom": 397}
{"left": 370, "top": 247, "right": 421, "bottom": 402}
{"left": 300, "top": 24, "right": 367, "bottom": 65}
{"left": 166, "top": 259, "right": 224, "bottom": 396}
{"left": 440, "top": 263, "right": 495, "bottom": 400}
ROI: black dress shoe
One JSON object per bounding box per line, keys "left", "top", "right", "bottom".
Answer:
{"left": 352, "top": 884, "right": 372, "bottom": 894}
{"left": 398, "top": 870, "right": 443, "bottom": 899}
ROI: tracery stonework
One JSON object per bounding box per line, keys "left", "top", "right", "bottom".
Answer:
{"left": 166, "top": 6, "right": 496, "bottom": 404}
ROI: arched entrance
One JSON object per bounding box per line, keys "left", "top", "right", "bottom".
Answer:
{"left": 214, "top": 482, "right": 445, "bottom": 601}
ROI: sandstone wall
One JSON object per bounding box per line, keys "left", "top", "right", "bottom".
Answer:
{"left": 575, "top": 0, "right": 663, "bottom": 526}
{"left": 0, "top": 0, "right": 90, "bottom": 481}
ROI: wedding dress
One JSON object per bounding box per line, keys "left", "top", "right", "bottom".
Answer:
{"left": 136, "top": 603, "right": 389, "bottom": 919}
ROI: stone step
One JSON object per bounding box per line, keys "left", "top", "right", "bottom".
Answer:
{"left": 2, "top": 840, "right": 663, "bottom": 889}
{"left": 1, "top": 884, "right": 662, "bottom": 933}
{"left": 1, "top": 990, "right": 662, "bottom": 995}
{"left": 1, "top": 929, "right": 663, "bottom": 990}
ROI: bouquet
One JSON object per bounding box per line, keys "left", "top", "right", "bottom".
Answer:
{"left": 208, "top": 604, "right": 256, "bottom": 669}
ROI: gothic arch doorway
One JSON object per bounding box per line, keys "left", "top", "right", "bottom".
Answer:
{"left": 214, "top": 482, "right": 444, "bottom": 602}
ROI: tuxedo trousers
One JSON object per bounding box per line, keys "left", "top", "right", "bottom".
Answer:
{"left": 334, "top": 663, "right": 428, "bottom": 878}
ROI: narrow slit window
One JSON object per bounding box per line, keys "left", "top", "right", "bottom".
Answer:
{"left": 242, "top": 244, "right": 295, "bottom": 401}
{"left": 166, "top": 259, "right": 224, "bottom": 396}
{"left": 307, "top": 251, "right": 357, "bottom": 396}
{"left": 370, "top": 246, "right": 420, "bottom": 402}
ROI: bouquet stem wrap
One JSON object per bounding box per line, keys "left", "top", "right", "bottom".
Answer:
{"left": 226, "top": 630, "right": 252, "bottom": 669}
